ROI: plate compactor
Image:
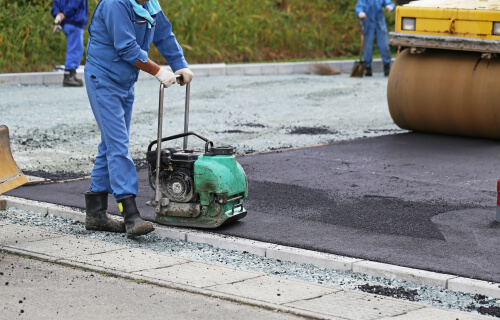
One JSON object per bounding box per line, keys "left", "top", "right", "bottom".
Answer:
{"left": 145, "top": 80, "right": 248, "bottom": 228}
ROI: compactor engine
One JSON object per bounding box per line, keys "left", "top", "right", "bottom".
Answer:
{"left": 146, "top": 142, "right": 247, "bottom": 228}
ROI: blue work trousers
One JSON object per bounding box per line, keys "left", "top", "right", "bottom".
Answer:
{"left": 62, "top": 23, "right": 84, "bottom": 71}
{"left": 363, "top": 24, "right": 392, "bottom": 68}
{"left": 84, "top": 66, "right": 138, "bottom": 199}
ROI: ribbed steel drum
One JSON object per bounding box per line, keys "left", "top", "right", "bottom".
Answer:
{"left": 387, "top": 48, "right": 500, "bottom": 139}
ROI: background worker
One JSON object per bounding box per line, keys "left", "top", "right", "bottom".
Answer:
{"left": 84, "top": 0, "right": 194, "bottom": 238}
{"left": 52, "top": 0, "right": 88, "bottom": 87}
{"left": 355, "top": 0, "right": 395, "bottom": 77}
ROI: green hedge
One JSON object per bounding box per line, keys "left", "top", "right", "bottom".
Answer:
{"left": 0, "top": 0, "right": 395, "bottom": 73}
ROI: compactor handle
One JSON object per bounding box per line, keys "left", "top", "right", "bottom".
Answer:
{"left": 154, "top": 76, "right": 191, "bottom": 204}
{"left": 159, "top": 75, "right": 191, "bottom": 149}
{"left": 148, "top": 131, "right": 214, "bottom": 154}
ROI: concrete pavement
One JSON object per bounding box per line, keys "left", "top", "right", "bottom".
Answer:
{"left": 0, "top": 222, "right": 492, "bottom": 320}
{"left": 0, "top": 253, "right": 303, "bottom": 320}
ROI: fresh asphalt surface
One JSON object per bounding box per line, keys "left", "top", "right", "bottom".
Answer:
{"left": 7, "top": 132, "right": 500, "bottom": 282}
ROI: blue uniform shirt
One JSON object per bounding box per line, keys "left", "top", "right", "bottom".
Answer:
{"left": 355, "top": 0, "right": 395, "bottom": 30}
{"left": 86, "top": 0, "right": 188, "bottom": 84}
{"left": 52, "top": 0, "right": 88, "bottom": 28}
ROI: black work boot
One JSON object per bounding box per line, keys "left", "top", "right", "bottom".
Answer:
{"left": 117, "top": 195, "right": 154, "bottom": 238}
{"left": 85, "top": 192, "right": 125, "bottom": 233}
{"left": 71, "top": 70, "right": 84, "bottom": 86}
{"left": 365, "top": 66, "right": 372, "bottom": 77}
{"left": 384, "top": 63, "right": 391, "bottom": 77}
{"left": 63, "top": 70, "right": 83, "bottom": 87}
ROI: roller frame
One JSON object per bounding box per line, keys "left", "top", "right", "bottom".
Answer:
{"left": 389, "top": 32, "right": 500, "bottom": 54}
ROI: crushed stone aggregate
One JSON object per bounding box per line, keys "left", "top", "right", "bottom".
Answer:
{"left": 1, "top": 74, "right": 404, "bottom": 175}
{"left": 1, "top": 207, "right": 499, "bottom": 318}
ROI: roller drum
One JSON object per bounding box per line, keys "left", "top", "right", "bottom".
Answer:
{"left": 387, "top": 49, "right": 500, "bottom": 139}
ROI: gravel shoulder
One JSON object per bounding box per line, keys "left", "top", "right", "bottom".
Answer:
{"left": 1, "top": 74, "right": 402, "bottom": 175}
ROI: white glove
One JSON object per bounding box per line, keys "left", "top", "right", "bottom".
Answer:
{"left": 358, "top": 12, "right": 367, "bottom": 19}
{"left": 154, "top": 67, "right": 176, "bottom": 88}
{"left": 53, "top": 13, "right": 63, "bottom": 34}
{"left": 385, "top": 5, "right": 393, "bottom": 12}
{"left": 53, "top": 24, "right": 62, "bottom": 34}
{"left": 174, "top": 68, "right": 194, "bottom": 86}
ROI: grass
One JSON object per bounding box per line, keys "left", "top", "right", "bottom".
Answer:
{"left": 0, "top": 0, "right": 396, "bottom": 73}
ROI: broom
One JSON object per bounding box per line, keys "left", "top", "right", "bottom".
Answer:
{"left": 350, "top": 20, "right": 367, "bottom": 78}
{"left": 312, "top": 63, "right": 342, "bottom": 76}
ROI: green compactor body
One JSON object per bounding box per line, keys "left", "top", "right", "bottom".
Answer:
{"left": 147, "top": 141, "right": 248, "bottom": 228}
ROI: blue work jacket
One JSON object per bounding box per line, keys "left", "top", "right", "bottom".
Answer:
{"left": 51, "top": 0, "right": 88, "bottom": 28}
{"left": 355, "top": 0, "right": 395, "bottom": 30}
{"left": 86, "top": 0, "right": 188, "bottom": 85}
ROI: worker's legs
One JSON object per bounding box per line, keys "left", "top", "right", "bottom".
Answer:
{"left": 62, "top": 24, "right": 84, "bottom": 86}
{"left": 363, "top": 24, "right": 376, "bottom": 69}
{"left": 91, "top": 136, "right": 113, "bottom": 194}
{"left": 85, "top": 70, "right": 138, "bottom": 199}
{"left": 88, "top": 87, "right": 133, "bottom": 194}
{"left": 375, "top": 27, "right": 392, "bottom": 67}
{"left": 62, "top": 24, "right": 84, "bottom": 71}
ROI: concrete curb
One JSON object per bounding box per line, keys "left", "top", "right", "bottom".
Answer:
{"left": 266, "top": 245, "right": 361, "bottom": 271}
{"left": 3, "top": 195, "right": 500, "bottom": 299}
{"left": 448, "top": 277, "right": 500, "bottom": 299}
{"left": 352, "top": 261, "right": 458, "bottom": 288}
{"left": 0, "top": 59, "right": 392, "bottom": 86}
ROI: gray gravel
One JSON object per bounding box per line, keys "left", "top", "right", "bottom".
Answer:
{"left": 1, "top": 74, "right": 403, "bottom": 174}
{"left": 1, "top": 207, "right": 499, "bottom": 318}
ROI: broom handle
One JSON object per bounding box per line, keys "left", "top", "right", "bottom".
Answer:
{"left": 359, "top": 20, "right": 365, "bottom": 60}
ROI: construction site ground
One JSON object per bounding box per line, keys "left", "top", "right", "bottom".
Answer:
{"left": 6, "top": 132, "right": 500, "bottom": 283}
{"left": 1, "top": 65, "right": 500, "bottom": 319}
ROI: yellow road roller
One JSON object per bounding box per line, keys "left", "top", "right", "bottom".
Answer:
{"left": 388, "top": 0, "right": 500, "bottom": 139}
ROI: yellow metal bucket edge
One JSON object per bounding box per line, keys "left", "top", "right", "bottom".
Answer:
{"left": 0, "top": 125, "right": 28, "bottom": 194}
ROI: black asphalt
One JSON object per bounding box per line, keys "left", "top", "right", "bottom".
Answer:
{"left": 7, "top": 133, "right": 500, "bottom": 282}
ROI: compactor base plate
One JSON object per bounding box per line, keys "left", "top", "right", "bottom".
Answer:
{"left": 155, "top": 210, "right": 247, "bottom": 228}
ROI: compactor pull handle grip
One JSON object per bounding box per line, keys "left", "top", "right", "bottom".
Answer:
{"left": 160, "top": 74, "right": 190, "bottom": 149}
{"left": 159, "top": 74, "right": 183, "bottom": 85}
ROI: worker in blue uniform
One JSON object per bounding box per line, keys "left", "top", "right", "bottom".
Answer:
{"left": 52, "top": 0, "right": 88, "bottom": 87}
{"left": 84, "top": 0, "right": 194, "bottom": 238}
{"left": 355, "top": 0, "right": 395, "bottom": 77}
